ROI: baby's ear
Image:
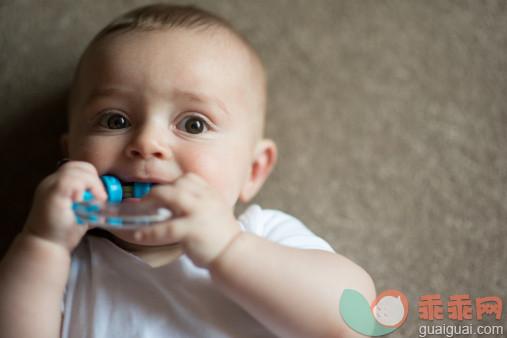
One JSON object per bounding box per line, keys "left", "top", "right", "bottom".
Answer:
{"left": 239, "top": 139, "right": 277, "bottom": 202}
{"left": 60, "top": 133, "right": 69, "bottom": 157}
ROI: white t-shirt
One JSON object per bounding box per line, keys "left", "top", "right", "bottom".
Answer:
{"left": 61, "top": 205, "right": 334, "bottom": 338}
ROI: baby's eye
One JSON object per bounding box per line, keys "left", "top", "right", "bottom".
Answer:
{"left": 176, "top": 116, "right": 208, "bottom": 134}
{"left": 99, "top": 114, "right": 131, "bottom": 129}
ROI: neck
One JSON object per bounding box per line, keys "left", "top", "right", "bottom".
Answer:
{"left": 94, "top": 230, "right": 184, "bottom": 267}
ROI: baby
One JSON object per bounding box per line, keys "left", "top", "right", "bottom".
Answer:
{"left": 0, "top": 4, "right": 375, "bottom": 337}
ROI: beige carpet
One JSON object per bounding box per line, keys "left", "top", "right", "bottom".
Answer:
{"left": 0, "top": 1, "right": 505, "bottom": 336}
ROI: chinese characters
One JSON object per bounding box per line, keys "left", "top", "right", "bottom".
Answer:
{"left": 419, "top": 295, "right": 502, "bottom": 321}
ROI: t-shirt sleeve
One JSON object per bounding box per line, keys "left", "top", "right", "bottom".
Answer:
{"left": 237, "top": 205, "right": 335, "bottom": 252}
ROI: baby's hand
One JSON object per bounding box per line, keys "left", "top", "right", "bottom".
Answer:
{"left": 137, "top": 173, "right": 241, "bottom": 268}
{"left": 24, "top": 161, "right": 107, "bottom": 252}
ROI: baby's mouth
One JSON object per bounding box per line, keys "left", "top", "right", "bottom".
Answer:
{"left": 119, "top": 181, "right": 156, "bottom": 201}
{"left": 121, "top": 182, "right": 137, "bottom": 199}
{"left": 122, "top": 197, "right": 141, "bottom": 204}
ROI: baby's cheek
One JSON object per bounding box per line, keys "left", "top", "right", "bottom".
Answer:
{"left": 179, "top": 153, "right": 243, "bottom": 206}
{"left": 69, "top": 138, "right": 121, "bottom": 170}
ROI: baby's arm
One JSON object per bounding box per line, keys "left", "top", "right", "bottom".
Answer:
{"left": 0, "top": 162, "right": 106, "bottom": 338}
{"left": 210, "top": 233, "right": 375, "bottom": 338}
{"left": 139, "top": 173, "right": 375, "bottom": 337}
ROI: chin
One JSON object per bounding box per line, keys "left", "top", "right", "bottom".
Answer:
{"left": 105, "top": 229, "right": 178, "bottom": 248}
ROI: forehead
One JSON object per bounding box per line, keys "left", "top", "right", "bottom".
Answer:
{"left": 74, "top": 28, "right": 259, "bottom": 110}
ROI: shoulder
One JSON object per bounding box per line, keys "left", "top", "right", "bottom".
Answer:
{"left": 237, "top": 204, "right": 335, "bottom": 252}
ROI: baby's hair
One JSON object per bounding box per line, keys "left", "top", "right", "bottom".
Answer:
{"left": 91, "top": 3, "right": 242, "bottom": 45}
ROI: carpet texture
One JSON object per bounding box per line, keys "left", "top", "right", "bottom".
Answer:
{"left": 0, "top": 1, "right": 505, "bottom": 336}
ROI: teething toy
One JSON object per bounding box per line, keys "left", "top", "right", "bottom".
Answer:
{"left": 74, "top": 175, "right": 171, "bottom": 228}
{"left": 82, "top": 175, "right": 152, "bottom": 203}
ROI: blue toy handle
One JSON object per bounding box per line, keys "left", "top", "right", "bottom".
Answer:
{"left": 100, "top": 175, "right": 123, "bottom": 202}
{"left": 133, "top": 181, "right": 152, "bottom": 200}
{"left": 83, "top": 175, "right": 152, "bottom": 202}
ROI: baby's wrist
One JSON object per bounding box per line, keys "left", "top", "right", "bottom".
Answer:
{"left": 20, "top": 228, "right": 74, "bottom": 257}
{"left": 209, "top": 231, "right": 255, "bottom": 273}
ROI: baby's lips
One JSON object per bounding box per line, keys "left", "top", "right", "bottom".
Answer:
{"left": 122, "top": 197, "right": 141, "bottom": 204}
{"left": 117, "top": 173, "right": 173, "bottom": 185}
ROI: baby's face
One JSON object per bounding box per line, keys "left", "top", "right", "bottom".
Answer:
{"left": 65, "top": 28, "right": 265, "bottom": 207}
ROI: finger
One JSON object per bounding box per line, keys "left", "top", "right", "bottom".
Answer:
{"left": 142, "top": 184, "right": 198, "bottom": 217}
{"left": 71, "top": 173, "right": 107, "bottom": 202}
{"left": 59, "top": 160, "right": 98, "bottom": 176}
{"left": 173, "top": 172, "right": 209, "bottom": 194}
{"left": 58, "top": 161, "right": 107, "bottom": 201}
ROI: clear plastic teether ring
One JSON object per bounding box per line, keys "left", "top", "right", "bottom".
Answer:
{"left": 73, "top": 200, "right": 172, "bottom": 229}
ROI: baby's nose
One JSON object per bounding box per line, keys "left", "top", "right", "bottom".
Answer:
{"left": 125, "top": 125, "right": 170, "bottom": 160}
